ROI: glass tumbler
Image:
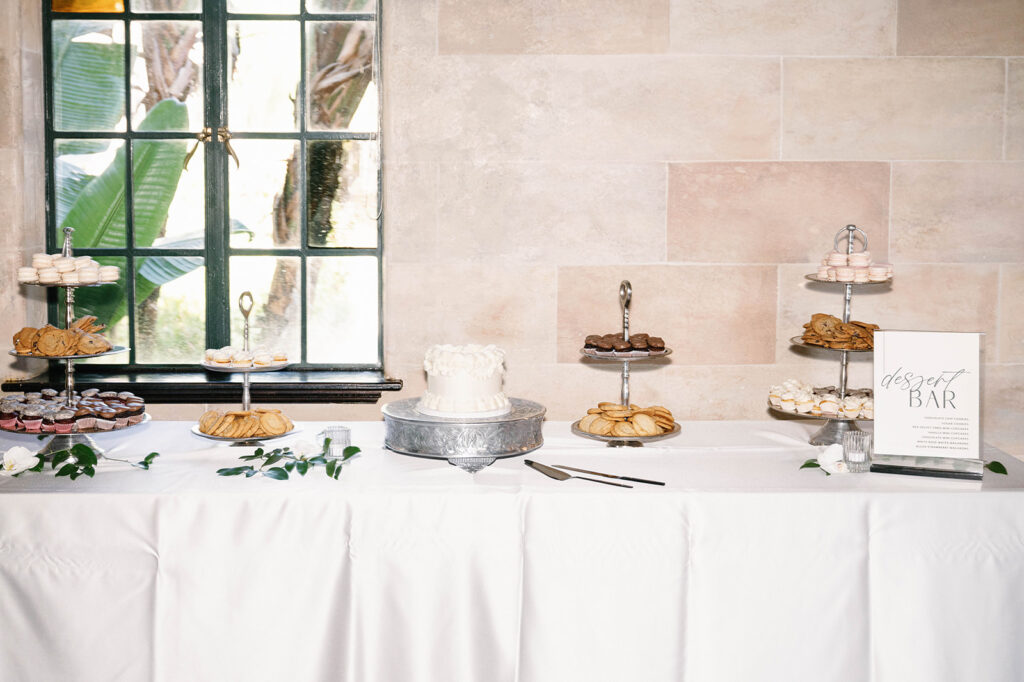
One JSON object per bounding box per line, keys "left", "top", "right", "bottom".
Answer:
{"left": 842, "top": 431, "right": 872, "bottom": 473}
{"left": 319, "top": 425, "right": 351, "bottom": 458}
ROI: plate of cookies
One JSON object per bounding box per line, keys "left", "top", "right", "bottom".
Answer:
{"left": 792, "top": 313, "right": 878, "bottom": 352}
{"left": 572, "top": 402, "right": 680, "bottom": 444}
{"left": 580, "top": 332, "right": 670, "bottom": 360}
{"left": 193, "top": 408, "right": 296, "bottom": 443}
{"left": 11, "top": 317, "right": 123, "bottom": 358}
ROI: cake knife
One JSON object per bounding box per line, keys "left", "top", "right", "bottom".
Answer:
{"left": 552, "top": 464, "right": 665, "bottom": 486}
{"left": 525, "top": 460, "right": 633, "bottom": 488}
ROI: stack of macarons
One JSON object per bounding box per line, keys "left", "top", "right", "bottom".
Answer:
{"left": 18, "top": 253, "right": 119, "bottom": 286}
{"left": 203, "top": 346, "right": 288, "bottom": 368}
{"left": 815, "top": 250, "right": 892, "bottom": 283}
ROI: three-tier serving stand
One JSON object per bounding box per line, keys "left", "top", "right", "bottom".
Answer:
{"left": 11, "top": 226, "right": 133, "bottom": 457}
{"left": 572, "top": 280, "right": 679, "bottom": 447}
{"left": 771, "top": 224, "right": 889, "bottom": 446}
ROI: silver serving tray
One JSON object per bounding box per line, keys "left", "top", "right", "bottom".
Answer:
{"left": 804, "top": 274, "right": 891, "bottom": 285}
{"left": 1, "top": 412, "right": 151, "bottom": 436}
{"left": 579, "top": 348, "right": 672, "bottom": 362}
{"left": 9, "top": 345, "right": 129, "bottom": 360}
{"left": 789, "top": 336, "right": 873, "bottom": 352}
{"left": 201, "top": 361, "right": 290, "bottom": 373}
{"left": 382, "top": 398, "right": 545, "bottom": 465}
{"left": 190, "top": 424, "right": 299, "bottom": 444}
{"left": 571, "top": 420, "right": 680, "bottom": 446}
{"left": 766, "top": 404, "right": 872, "bottom": 422}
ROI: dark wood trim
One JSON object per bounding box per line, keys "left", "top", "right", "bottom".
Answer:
{"left": 3, "top": 369, "right": 403, "bottom": 404}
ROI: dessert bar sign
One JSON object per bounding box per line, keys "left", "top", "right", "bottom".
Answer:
{"left": 874, "top": 331, "right": 981, "bottom": 459}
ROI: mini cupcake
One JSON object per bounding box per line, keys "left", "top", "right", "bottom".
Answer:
{"left": 768, "top": 385, "right": 783, "bottom": 408}
{"left": 780, "top": 391, "right": 796, "bottom": 412}
{"left": 0, "top": 402, "right": 18, "bottom": 430}
{"left": 74, "top": 407, "right": 97, "bottom": 431}
{"left": 94, "top": 408, "right": 116, "bottom": 431}
{"left": 819, "top": 394, "right": 840, "bottom": 416}
{"left": 41, "top": 388, "right": 58, "bottom": 399}
{"left": 860, "top": 400, "right": 874, "bottom": 420}
{"left": 125, "top": 401, "right": 146, "bottom": 425}
{"left": 81, "top": 388, "right": 100, "bottom": 398}
{"left": 840, "top": 396, "right": 862, "bottom": 419}
{"left": 54, "top": 409, "right": 75, "bottom": 434}
{"left": 113, "top": 405, "right": 131, "bottom": 428}
{"left": 795, "top": 392, "right": 814, "bottom": 414}
{"left": 41, "top": 409, "right": 59, "bottom": 433}
{"left": 97, "top": 391, "right": 119, "bottom": 400}
{"left": 117, "top": 391, "right": 137, "bottom": 401}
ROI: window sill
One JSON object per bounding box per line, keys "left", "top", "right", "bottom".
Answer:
{"left": 2, "top": 368, "right": 403, "bottom": 404}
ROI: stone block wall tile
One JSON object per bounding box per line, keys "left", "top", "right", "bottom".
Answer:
{"left": 783, "top": 58, "right": 1005, "bottom": 159}
{"left": 999, "top": 265, "right": 1024, "bottom": 362}
{"left": 983, "top": 364, "right": 1024, "bottom": 458}
{"left": 557, "top": 265, "right": 778, "bottom": 365}
{"left": 383, "top": 162, "right": 437, "bottom": 263}
{"left": 439, "top": 0, "right": 669, "bottom": 55}
{"left": 382, "top": 0, "right": 436, "bottom": 59}
{"left": 386, "top": 261, "right": 557, "bottom": 366}
{"left": 0, "top": 50, "right": 22, "bottom": 149}
{"left": 1008, "top": 59, "right": 1024, "bottom": 159}
{"left": 777, "top": 263, "right": 1000, "bottom": 358}
{"left": 437, "top": 162, "right": 666, "bottom": 264}
{"left": 20, "top": 0, "right": 43, "bottom": 54}
{"left": 385, "top": 55, "right": 779, "bottom": 163}
{"left": 670, "top": 0, "right": 895, "bottom": 56}
{"left": 668, "top": 162, "right": 890, "bottom": 263}
{"left": 891, "top": 162, "right": 1024, "bottom": 263}
{"left": 897, "top": 0, "right": 1024, "bottom": 56}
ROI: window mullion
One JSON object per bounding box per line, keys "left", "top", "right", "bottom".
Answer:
{"left": 204, "top": 0, "right": 230, "bottom": 349}
{"left": 123, "top": 11, "right": 137, "bottom": 365}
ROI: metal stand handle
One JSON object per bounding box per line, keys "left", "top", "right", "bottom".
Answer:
{"left": 619, "top": 280, "right": 632, "bottom": 406}
{"left": 238, "top": 291, "right": 254, "bottom": 411}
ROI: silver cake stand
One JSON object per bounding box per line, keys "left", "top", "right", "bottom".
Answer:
{"left": 382, "top": 398, "right": 546, "bottom": 473}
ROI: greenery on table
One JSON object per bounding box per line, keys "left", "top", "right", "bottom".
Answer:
{"left": 14, "top": 444, "right": 159, "bottom": 480}
{"left": 800, "top": 458, "right": 830, "bottom": 476}
{"left": 217, "top": 439, "right": 359, "bottom": 481}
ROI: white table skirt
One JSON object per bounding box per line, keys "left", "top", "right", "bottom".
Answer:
{"left": 1, "top": 420, "right": 1022, "bottom": 682}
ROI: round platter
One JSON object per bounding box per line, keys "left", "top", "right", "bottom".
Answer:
{"left": 579, "top": 348, "right": 672, "bottom": 362}
{"left": 201, "top": 361, "right": 290, "bottom": 373}
{"left": 804, "top": 274, "right": 891, "bottom": 285}
{"left": 789, "top": 336, "right": 873, "bottom": 353}
{"left": 9, "top": 345, "right": 129, "bottom": 360}
{"left": 20, "top": 281, "right": 111, "bottom": 288}
{"left": 571, "top": 420, "right": 680, "bottom": 445}
{"left": 382, "top": 397, "right": 545, "bottom": 460}
{"left": 766, "top": 404, "right": 871, "bottom": 422}
{"left": 190, "top": 424, "right": 299, "bottom": 444}
{"left": 1, "top": 412, "right": 151, "bottom": 436}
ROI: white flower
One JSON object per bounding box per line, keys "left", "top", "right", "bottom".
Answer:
{"left": 1, "top": 446, "right": 40, "bottom": 475}
{"left": 292, "top": 439, "right": 321, "bottom": 460}
{"left": 817, "top": 444, "right": 848, "bottom": 474}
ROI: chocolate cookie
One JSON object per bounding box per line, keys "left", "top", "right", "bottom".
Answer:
{"left": 647, "top": 336, "right": 665, "bottom": 350}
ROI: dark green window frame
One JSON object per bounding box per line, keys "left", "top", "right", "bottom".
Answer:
{"left": 11, "top": 0, "right": 402, "bottom": 403}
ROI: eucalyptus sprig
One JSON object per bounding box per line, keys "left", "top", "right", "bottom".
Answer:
{"left": 217, "top": 438, "right": 359, "bottom": 481}
{"left": 13, "top": 444, "right": 159, "bottom": 480}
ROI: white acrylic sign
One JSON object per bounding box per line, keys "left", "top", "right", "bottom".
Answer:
{"left": 873, "top": 331, "right": 981, "bottom": 460}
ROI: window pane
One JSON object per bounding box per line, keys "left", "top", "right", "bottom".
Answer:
{"left": 133, "top": 138, "right": 201, "bottom": 248}
{"left": 308, "top": 0, "right": 376, "bottom": 12}
{"left": 306, "top": 21, "right": 376, "bottom": 132}
{"left": 134, "top": 0, "right": 200, "bottom": 11}
{"left": 229, "top": 140, "right": 300, "bottom": 249}
{"left": 53, "top": 0, "right": 124, "bottom": 12}
{"left": 55, "top": 138, "right": 126, "bottom": 248}
{"left": 307, "top": 256, "right": 378, "bottom": 364}
{"left": 135, "top": 258, "right": 206, "bottom": 363}
{"left": 230, "top": 256, "right": 302, "bottom": 360}
{"left": 73, "top": 256, "right": 129, "bottom": 366}
{"left": 53, "top": 21, "right": 126, "bottom": 132}
{"left": 307, "top": 140, "right": 377, "bottom": 247}
{"left": 227, "top": 0, "right": 299, "bottom": 13}
{"left": 130, "top": 21, "right": 204, "bottom": 131}
{"left": 227, "top": 21, "right": 300, "bottom": 132}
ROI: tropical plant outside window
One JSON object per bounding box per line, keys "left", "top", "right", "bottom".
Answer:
{"left": 46, "top": 0, "right": 381, "bottom": 369}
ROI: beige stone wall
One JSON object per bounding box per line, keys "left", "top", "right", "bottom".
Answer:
{"left": 382, "top": 0, "right": 1024, "bottom": 456}
{"left": 3, "top": 1, "right": 1024, "bottom": 455}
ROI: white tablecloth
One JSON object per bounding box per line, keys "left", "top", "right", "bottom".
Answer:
{"left": 1, "top": 420, "right": 1022, "bottom": 682}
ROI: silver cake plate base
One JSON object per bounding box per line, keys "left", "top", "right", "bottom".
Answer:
{"left": 382, "top": 398, "right": 546, "bottom": 473}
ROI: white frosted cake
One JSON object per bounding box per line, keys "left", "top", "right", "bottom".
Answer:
{"left": 416, "top": 344, "right": 512, "bottom": 418}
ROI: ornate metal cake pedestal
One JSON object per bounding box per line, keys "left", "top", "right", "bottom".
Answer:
{"left": 382, "top": 398, "right": 546, "bottom": 473}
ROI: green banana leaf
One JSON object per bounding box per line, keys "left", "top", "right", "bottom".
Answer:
{"left": 70, "top": 99, "right": 189, "bottom": 326}
{"left": 54, "top": 157, "right": 94, "bottom": 226}
{"left": 52, "top": 20, "right": 130, "bottom": 141}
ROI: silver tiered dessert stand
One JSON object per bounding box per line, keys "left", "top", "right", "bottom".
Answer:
{"left": 11, "top": 226, "right": 134, "bottom": 458}
{"left": 771, "top": 224, "right": 889, "bottom": 446}
{"left": 193, "top": 291, "right": 295, "bottom": 446}
{"left": 573, "top": 280, "right": 680, "bottom": 447}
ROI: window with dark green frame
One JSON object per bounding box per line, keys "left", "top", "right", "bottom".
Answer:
{"left": 43, "top": 0, "right": 382, "bottom": 374}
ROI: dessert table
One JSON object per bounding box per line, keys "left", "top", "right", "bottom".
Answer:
{"left": 1, "top": 420, "right": 1022, "bottom": 682}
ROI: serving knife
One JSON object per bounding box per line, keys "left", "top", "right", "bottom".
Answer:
{"left": 525, "top": 459, "right": 633, "bottom": 488}
{"left": 552, "top": 464, "right": 665, "bottom": 486}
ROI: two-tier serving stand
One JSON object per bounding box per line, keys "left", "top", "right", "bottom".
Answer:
{"left": 192, "top": 291, "right": 294, "bottom": 446}
{"left": 772, "top": 224, "right": 889, "bottom": 446}
{"left": 572, "top": 280, "right": 680, "bottom": 447}
{"left": 11, "top": 226, "right": 133, "bottom": 458}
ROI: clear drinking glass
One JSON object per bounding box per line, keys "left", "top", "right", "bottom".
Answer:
{"left": 319, "top": 426, "right": 351, "bottom": 458}
{"left": 842, "top": 431, "right": 872, "bottom": 473}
